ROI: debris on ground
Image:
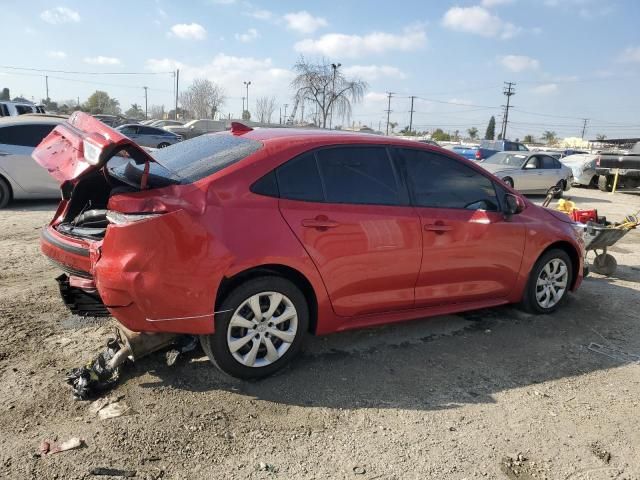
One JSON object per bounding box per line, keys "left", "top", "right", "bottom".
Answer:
{"left": 66, "top": 338, "right": 125, "bottom": 400}
{"left": 165, "top": 335, "right": 198, "bottom": 366}
{"left": 587, "top": 342, "right": 640, "bottom": 363}
{"left": 500, "top": 454, "right": 546, "bottom": 480}
{"left": 39, "top": 437, "right": 85, "bottom": 455}
{"left": 590, "top": 441, "right": 612, "bottom": 463}
{"left": 353, "top": 466, "right": 366, "bottom": 475}
{"left": 258, "top": 462, "right": 277, "bottom": 473}
{"left": 98, "top": 401, "right": 131, "bottom": 420}
{"left": 90, "top": 467, "right": 137, "bottom": 477}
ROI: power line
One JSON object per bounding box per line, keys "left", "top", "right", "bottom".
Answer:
{"left": 0, "top": 65, "right": 173, "bottom": 75}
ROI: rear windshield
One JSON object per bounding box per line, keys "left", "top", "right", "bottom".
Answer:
{"left": 108, "top": 133, "right": 262, "bottom": 187}
{"left": 150, "top": 133, "right": 262, "bottom": 183}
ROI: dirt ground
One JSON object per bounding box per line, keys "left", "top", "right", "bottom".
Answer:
{"left": 1, "top": 187, "right": 639, "bottom": 480}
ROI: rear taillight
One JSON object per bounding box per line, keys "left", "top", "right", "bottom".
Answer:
{"left": 106, "top": 211, "right": 163, "bottom": 225}
{"left": 475, "top": 150, "right": 482, "bottom": 160}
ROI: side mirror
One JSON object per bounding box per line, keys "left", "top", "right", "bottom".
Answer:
{"left": 189, "top": 125, "right": 195, "bottom": 129}
{"left": 504, "top": 193, "right": 525, "bottom": 215}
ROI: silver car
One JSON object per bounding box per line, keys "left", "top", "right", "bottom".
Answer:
{"left": 0, "top": 114, "right": 63, "bottom": 208}
{"left": 150, "top": 119, "right": 184, "bottom": 128}
{"left": 116, "top": 124, "right": 182, "bottom": 149}
{"left": 479, "top": 152, "right": 573, "bottom": 195}
{"left": 561, "top": 153, "right": 598, "bottom": 187}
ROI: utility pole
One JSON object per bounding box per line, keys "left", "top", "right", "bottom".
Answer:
{"left": 243, "top": 81, "right": 251, "bottom": 116}
{"left": 581, "top": 118, "right": 589, "bottom": 139}
{"left": 242, "top": 97, "right": 245, "bottom": 116}
{"left": 279, "top": 107, "right": 282, "bottom": 125}
{"left": 174, "top": 69, "right": 180, "bottom": 120}
{"left": 501, "top": 82, "right": 515, "bottom": 140}
{"left": 284, "top": 103, "right": 289, "bottom": 122}
{"left": 408, "top": 95, "right": 416, "bottom": 134}
{"left": 329, "top": 62, "right": 341, "bottom": 129}
{"left": 143, "top": 86, "right": 148, "bottom": 119}
{"left": 45, "top": 75, "right": 49, "bottom": 101}
{"left": 385, "top": 92, "right": 394, "bottom": 136}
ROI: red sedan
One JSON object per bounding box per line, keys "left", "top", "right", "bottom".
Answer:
{"left": 35, "top": 112, "right": 584, "bottom": 379}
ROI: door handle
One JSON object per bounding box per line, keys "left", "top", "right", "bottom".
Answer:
{"left": 301, "top": 216, "right": 339, "bottom": 229}
{"left": 424, "top": 223, "right": 453, "bottom": 233}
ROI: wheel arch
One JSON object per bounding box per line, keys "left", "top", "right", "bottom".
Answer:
{"left": 538, "top": 240, "right": 581, "bottom": 290}
{"left": 215, "top": 264, "right": 319, "bottom": 334}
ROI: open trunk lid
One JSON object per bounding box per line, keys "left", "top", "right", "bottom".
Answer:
{"left": 32, "top": 111, "right": 156, "bottom": 183}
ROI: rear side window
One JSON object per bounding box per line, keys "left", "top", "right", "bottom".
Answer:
{"left": 276, "top": 152, "right": 324, "bottom": 202}
{"left": 316, "top": 147, "right": 402, "bottom": 205}
{"left": 149, "top": 133, "right": 262, "bottom": 183}
{"left": 541, "top": 156, "right": 557, "bottom": 169}
{"left": 0, "top": 124, "right": 56, "bottom": 147}
{"left": 396, "top": 148, "right": 499, "bottom": 211}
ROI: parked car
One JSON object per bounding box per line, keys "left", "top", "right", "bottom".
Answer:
{"left": 139, "top": 119, "right": 157, "bottom": 125}
{"left": 93, "top": 114, "right": 137, "bottom": 128}
{"left": 595, "top": 141, "right": 640, "bottom": 191}
{"left": 478, "top": 152, "right": 573, "bottom": 196}
{"left": 150, "top": 119, "right": 184, "bottom": 128}
{"left": 35, "top": 113, "right": 585, "bottom": 379}
{"left": 116, "top": 124, "right": 182, "bottom": 148}
{"left": 1, "top": 101, "right": 46, "bottom": 117}
{"left": 479, "top": 139, "right": 529, "bottom": 158}
{"left": 561, "top": 153, "right": 598, "bottom": 187}
{"left": 418, "top": 139, "right": 440, "bottom": 147}
{"left": 164, "top": 119, "right": 225, "bottom": 139}
{"left": 451, "top": 145, "right": 495, "bottom": 161}
{"left": 0, "top": 114, "right": 64, "bottom": 208}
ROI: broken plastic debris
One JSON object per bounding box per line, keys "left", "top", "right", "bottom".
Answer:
{"left": 39, "top": 437, "right": 85, "bottom": 455}
{"left": 66, "top": 338, "right": 124, "bottom": 400}
{"left": 90, "top": 467, "right": 137, "bottom": 477}
{"left": 98, "top": 401, "right": 131, "bottom": 420}
{"left": 165, "top": 335, "right": 198, "bottom": 366}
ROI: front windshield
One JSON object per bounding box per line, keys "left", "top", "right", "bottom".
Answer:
{"left": 484, "top": 152, "right": 528, "bottom": 167}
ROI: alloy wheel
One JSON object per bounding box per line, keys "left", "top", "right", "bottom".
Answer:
{"left": 226, "top": 292, "right": 298, "bottom": 368}
{"left": 535, "top": 258, "right": 569, "bottom": 308}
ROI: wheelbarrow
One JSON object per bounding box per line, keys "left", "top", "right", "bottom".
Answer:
{"left": 583, "top": 216, "right": 638, "bottom": 276}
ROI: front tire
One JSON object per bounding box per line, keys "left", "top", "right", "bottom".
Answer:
{"left": 0, "top": 177, "right": 11, "bottom": 209}
{"left": 201, "top": 276, "right": 308, "bottom": 379}
{"left": 521, "top": 249, "right": 572, "bottom": 314}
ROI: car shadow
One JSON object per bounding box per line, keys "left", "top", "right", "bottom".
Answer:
{"left": 3, "top": 199, "right": 59, "bottom": 212}
{"left": 134, "top": 276, "right": 640, "bottom": 412}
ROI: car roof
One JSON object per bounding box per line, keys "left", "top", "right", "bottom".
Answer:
{"left": 0, "top": 113, "right": 68, "bottom": 126}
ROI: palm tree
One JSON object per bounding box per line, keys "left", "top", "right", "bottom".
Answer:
{"left": 467, "top": 127, "right": 478, "bottom": 140}
{"left": 595, "top": 133, "right": 607, "bottom": 141}
{"left": 542, "top": 130, "right": 557, "bottom": 145}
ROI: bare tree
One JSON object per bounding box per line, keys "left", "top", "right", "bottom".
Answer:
{"left": 149, "top": 104, "right": 165, "bottom": 120}
{"left": 291, "top": 58, "right": 367, "bottom": 129}
{"left": 180, "top": 78, "right": 226, "bottom": 120}
{"left": 255, "top": 96, "right": 277, "bottom": 123}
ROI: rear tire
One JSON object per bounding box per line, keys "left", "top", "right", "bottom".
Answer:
{"left": 157, "top": 142, "right": 170, "bottom": 148}
{"left": 521, "top": 249, "right": 573, "bottom": 314}
{"left": 553, "top": 181, "right": 565, "bottom": 199}
{"left": 200, "top": 276, "right": 308, "bottom": 379}
{"left": 598, "top": 175, "right": 613, "bottom": 192}
{"left": 0, "top": 177, "right": 11, "bottom": 209}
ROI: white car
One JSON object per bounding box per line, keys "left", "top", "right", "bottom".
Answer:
{"left": 0, "top": 114, "right": 63, "bottom": 208}
{"left": 479, "top": 152, "right": 573, "bottom": 196}
{"left": 561, "top": 153, "right": 598, "bottom": 187}
{"left": 0, "top": 101, "right": 46, "bottom": 117}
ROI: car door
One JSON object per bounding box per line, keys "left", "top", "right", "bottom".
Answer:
{"left": 394, "top": 148, "right": 526, "bottom": 307}
{"left": 277, "top": 146, "right": 423, "bottom": 317}
{"left": 0, "top": 124, "right": 60, "bottom": 195}
{"left": 139, "top": 126, "right": 163, "bottom": 147}
{"left": 540, "top": 155, "right": 563, "bottom": 187}
{"left": 519, "top": 155, "right": 547, "bottom": 191}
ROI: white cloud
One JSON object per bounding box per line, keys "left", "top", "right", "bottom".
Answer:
{"left": 247, "top": 8, "right": 274, "bottom": 21}
{"left": 169, "top": 23, "right": 207, "bottom": 40}
{"left": 499, "top": 54, "right": 540, "bottom": 72}
{"left": 618, "top": 46, "right": 640, "bottom": 63}
{"left": 342, "top": 65, "right": 406, "bottom": 81}
{"left": 284, "top": 11, "right": 328, "bottom": 34}
{"left": 212, "top": 0, "right": 237, "bottom": 3}
{"left": 47, "top": 50, "right": 67, "bottom": 59}
{"left": 294, "top": 25, "right": 426, "bottom": 58}
{"left": 442, "top": 6, "right": 520, "bottom": 39}
{"left": 364, "top": 92, "right": 389, "bottom": 103}
{"left": 40, "top": 6, "right": 80, "bottom": 24}
{"left": 145, "top": 54, "right": 293, "bottom": 104}
{"left": 235, "top": 28, "right": 259, "bottom": 43}
{"left": 532, "top": 83, "right": 559, "bottom": 94}
{"left": 481, "top": 0, "right": 514, "bottom": 6}
{"left": 83, "top": 56, "right": 121, "bottom": 66}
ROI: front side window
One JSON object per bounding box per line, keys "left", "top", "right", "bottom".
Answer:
{"left": 396, "top": 148, "right": 499, "bottom": 211}
{"left": 316, "top": 147, "right": 402, "bottom": 206}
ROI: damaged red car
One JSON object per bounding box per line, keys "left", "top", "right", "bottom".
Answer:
{"left": 35, "top": 112, "right": 585, "bottom": 379}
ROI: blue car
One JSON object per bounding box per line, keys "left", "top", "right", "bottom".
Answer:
{"left": 451, "top": 145, "right": 495, "bottom": 161}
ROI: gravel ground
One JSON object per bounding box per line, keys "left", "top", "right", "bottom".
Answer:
{"left": 0, "top": 188, "right": 639, "bottom": 480}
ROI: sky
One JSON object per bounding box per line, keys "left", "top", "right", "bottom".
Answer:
{"left": 1, "top": 0, "right": 640, "bottom": 139}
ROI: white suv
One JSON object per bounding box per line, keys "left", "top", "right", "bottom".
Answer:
{"left": 0, "top": 101, "right": 46, "bottom": 117}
